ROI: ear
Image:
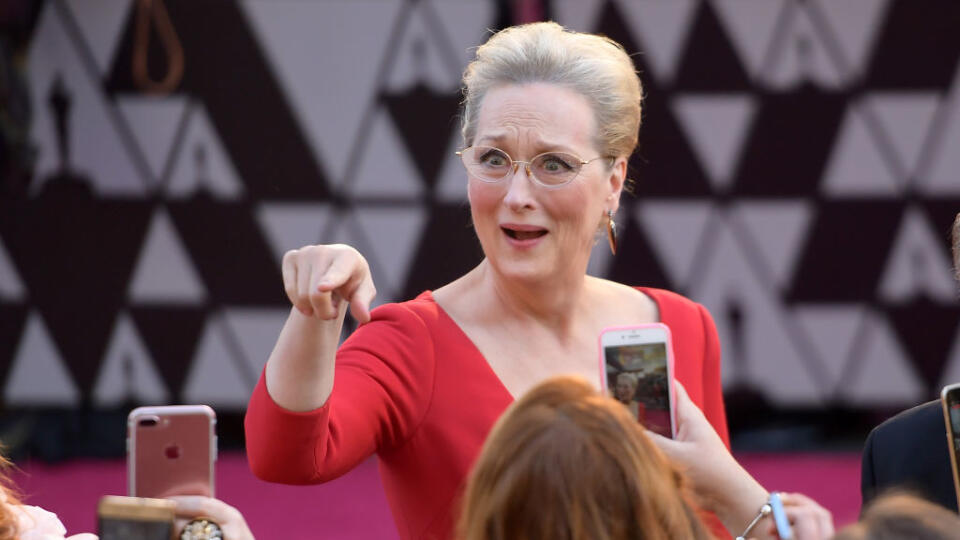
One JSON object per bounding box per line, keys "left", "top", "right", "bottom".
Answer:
{"left": 606, "top": 156, "right": 628, "bottom": 214}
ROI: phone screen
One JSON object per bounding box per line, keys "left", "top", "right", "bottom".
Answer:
{"left": 604, "top": 341, "right": 671, "bottom": 437}
{"left": 99, "top": 518, "right": 172, "bottom": 540}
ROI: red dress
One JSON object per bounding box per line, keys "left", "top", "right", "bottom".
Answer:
{"left": 245, "top": 288, "right": 730, "bottom": 539}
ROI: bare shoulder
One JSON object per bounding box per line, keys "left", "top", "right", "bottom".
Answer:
{"left": 585, "top": 277, "right": 659, "bottom": 322}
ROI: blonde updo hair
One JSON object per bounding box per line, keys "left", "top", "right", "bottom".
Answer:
{"left": 461, "top": 22, "right": 643, "bottom": 159}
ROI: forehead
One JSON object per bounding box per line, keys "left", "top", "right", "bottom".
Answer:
{"left": 475, "top": 83, "right": 597, "bottom": 150}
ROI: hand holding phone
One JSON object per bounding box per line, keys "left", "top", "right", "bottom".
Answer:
{"left": 127, "top": 405, "right": 217, "bottom": 499}
{"left": 598, "top": 323, "right": 676, "bottom": 438}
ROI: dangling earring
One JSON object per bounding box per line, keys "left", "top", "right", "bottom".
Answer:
{"left": 606, "top": 210, "right": 618, "bottom": 255}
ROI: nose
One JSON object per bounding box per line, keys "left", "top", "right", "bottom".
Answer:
{"left": 503, "top": 160, "right": 536, "bottom": 212}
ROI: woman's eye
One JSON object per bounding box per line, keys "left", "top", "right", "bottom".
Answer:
{"left": 540, "top": 155, "right": 574, "bottom": 172}
{"left": 479, "top": 152, "right": 509, "bottom": 167}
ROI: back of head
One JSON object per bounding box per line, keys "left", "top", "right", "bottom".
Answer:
{"left": 461, "top": 22, "right": 643, "bottom": 159}
{"left": 834, "top": 493, "right": 960, "bottom": 540}
{"left": 457, "top": 375, "right": 711, "bottom": 540}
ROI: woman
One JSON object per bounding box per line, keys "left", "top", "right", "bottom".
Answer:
{"left": 245, "top": 21, "right": 728, "bottom": 539}
{"left": 458, "top": 375, "right": 711, "bottom": 540}
{"left": 614, "top": 371, "right": 644, "bottom": 421}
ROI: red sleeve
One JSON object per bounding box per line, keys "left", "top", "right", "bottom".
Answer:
{"left": 244, "top": 302, "right": 436, "bottom": 484}
{"left": 697, "top": 302, "right": 730, "bottom": 450}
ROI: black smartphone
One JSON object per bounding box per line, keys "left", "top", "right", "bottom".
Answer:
{"left": 97, "top": 496, "right": 175, "bottom": 540}
{"left": 941, "top": 382, "right": 960, "bottom": 509}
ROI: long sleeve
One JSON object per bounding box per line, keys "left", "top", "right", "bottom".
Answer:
{"left": 244, "top": 301, "right": 437, "bottom": 484}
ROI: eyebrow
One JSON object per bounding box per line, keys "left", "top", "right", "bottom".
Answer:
{"left": 476, "top": 134, "right": 580, "bottom": 155}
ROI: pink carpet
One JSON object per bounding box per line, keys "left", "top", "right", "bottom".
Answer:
{"left": 9, "top": 451, "right": 861, "bottom": 538}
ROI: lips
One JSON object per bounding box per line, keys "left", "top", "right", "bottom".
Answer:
{"left": 501, "top": 225, "right": 548, "bottom": 241}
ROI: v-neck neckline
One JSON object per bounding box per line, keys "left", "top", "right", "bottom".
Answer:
{"left": 418, "top": 287, "right": 665, "bottom": 401}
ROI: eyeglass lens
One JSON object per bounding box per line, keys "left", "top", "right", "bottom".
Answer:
{"left": 460, "top": 146, "right": 583, "bottom": 186}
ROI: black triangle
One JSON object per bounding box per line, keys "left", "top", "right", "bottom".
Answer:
{"left": 401, "top": 203, "right": 483, "bottom": 300}
{"left": 789, "top": 200, "right": 905, "bottom": 302}
{"left": 673, "top": 3, "right": 751, "bottom": 91}
{"left": 885, "top": 299, "right": 960, "bottom": 395}
{"left": 130, "top": 306, "right": 207, "bottom": 401}
{"left": 0, "top": 303, "right": 28, "bottom": 392}
{"left": 382, "top": 84, "right": 462, "bottom": 191}
{"left": 864, "top": 0, "right": 960, "bottom": 90}
{"left": 0, "top": 187, "right": 152, "bottom": 396}
{"left": 735, "top": 86, "right": 847, "bottom": 196}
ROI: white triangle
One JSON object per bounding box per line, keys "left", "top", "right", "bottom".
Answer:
{"left": 672, "top": 95, "right": 757, "bottom": 190}
{"left": 242, "top": 0, "right": 404, "bottom": 184}
{"left": 348, "top": 109, "right": 424, "bottom": 197}
{"left": 552, "top": 0, "right": 606, "bottom": 32}
{"left": 763, "top": 6, "right": 846, "bottom": 90}
{"left": 128, "top": 208, "right": 206, "bottom": 303}
{"left": 28, "top": 4, "right": 149, "bottom": 196}
{"left": 812, "top": 0, "right": 890, "bottom": 81}
{"left": 920, "top": 67, "right": 960, "bottom": 195}
{"left": 615, "top": 0, "right": 698, "bottom": 83}
{"left": 165, "top": 104, "right": 244, "bottom": 199}
{"left": 436, "top": 124, "right": 469, "bottom": 203}
{"left": 712, "top": 0, "right": 788, "bottom": 81}
{"left": 689, "top": 218, "right": 824, "bottom": 405}
{"left": 344, "top": 207, "right": 427, "bottom": 304}
{"left": 635, "top": 201, "right": 714, "bottom": 289}
{"left": 64, "top": 0, "right": 134, "bottom": 73}
{"left": 879, "top": 207, "right": 958, "bottom": 303}
{"left": 865, "top": 93, "right": 940, "bottom": 180}
{"left": 93, "top": 312, "right": 170, "bottom": 406}
{"left": 734, "top": 201, "right": 813, "bottom": 289}
{"left": 256, "top": 203, "right": 334, "bottom": 263}
{"left": 5, "top": 313, "right": 80, "bottom": 406}
{"left": 0, "top": 238, "right": 26, "bottom": 301}
{"left": 222, "top": 308, "right": 290, "bottom": 378}
{"left": 430, "top": 0, "right": 497, "bottom": 71}
{"left": 383, "top": 1, "right": 462, "bottom": 93}
{"left": 117, "top": 96, "right": 189, "bottom": 184}
{"left": 793, "top": 305, "right": 866, "bottom": 394}
{"left": 822, "top": 102, "right": 901, "bottom": 196}
{"left": 847, "top": 311, "right": 925, "bottom": 405}
{"left": 182, "top": 315, "right": 253, "bottom": 408}
{"left": 938, "top": 324, "right": 960, "bottom": 388}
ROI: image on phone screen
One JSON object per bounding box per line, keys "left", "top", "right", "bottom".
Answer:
{"left": 604, "top": 342, "right": 671, "bottom": 437}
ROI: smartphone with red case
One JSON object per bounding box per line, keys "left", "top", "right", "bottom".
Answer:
{"left": 598, "top": 323, "right": 677, "bottom": 438}
{"left": 127, "top": 405, "right": 217, "bottom": 498}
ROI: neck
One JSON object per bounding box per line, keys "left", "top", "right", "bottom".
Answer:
{"left": 473, "top": 259, "right": 590, "bottom": 336}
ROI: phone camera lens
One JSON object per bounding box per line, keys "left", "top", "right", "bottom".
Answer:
{"left": 138, "top": 418, "right": 159, "bottom": 427}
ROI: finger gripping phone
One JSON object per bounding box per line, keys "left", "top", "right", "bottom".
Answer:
{"left": 598, "top": 324, "right": 677, "bottom": 438}
{"left": 941, "top": 383, "right": 960, "bottom": 510}
{"left": 127, "top": 405, "right": 217, "bottom": 498}
{"left": 98, "top": 495, "right": 175, "bottom": 540}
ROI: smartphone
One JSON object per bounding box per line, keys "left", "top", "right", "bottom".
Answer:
{"left": 127, "top": 405, "right": 217, "bottom": 499}
{"left": 768, "top": 492, "right": 794, "bottom": 539}
{"left": 941, "top": 383, "right": 960, "bottom": 509}
{"left": 598, "top": 324, "right": 677, "bottom": 438}
{"left": 97, "top": 495, "right": 175, "bottom": 540}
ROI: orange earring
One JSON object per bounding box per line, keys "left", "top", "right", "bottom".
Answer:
{"left": 607, "top": 210, "right": 617, "bottom": 255}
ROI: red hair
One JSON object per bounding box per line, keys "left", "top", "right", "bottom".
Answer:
{"left": 457, "top": 375, "right": 712, "bottom": 540}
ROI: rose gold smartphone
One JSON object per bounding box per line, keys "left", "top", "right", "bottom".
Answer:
{"left": 598, "top": 323, "right": 677, "bottom": 438}
{"left": 127, "top": 405, "right": 217, "bottom": 498}
{"left": 941, "top": 383, "right": 960, "bottom": 508}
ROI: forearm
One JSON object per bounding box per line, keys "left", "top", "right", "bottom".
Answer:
{"left": 264, "top": 305, "right": 347, "bottom": 411}
{"left": 707, "top": 459, "right": 770, "bottom": 538}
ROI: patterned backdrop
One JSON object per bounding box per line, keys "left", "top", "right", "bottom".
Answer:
{"left": 2, "top": 0, "right": 960, "bottom": 457}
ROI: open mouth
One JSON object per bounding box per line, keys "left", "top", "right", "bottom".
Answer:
{"left": 502, "top": 227, "right": 548, "bottom": 241}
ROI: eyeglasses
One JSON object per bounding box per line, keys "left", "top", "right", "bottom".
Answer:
{"left": 456, "top": 146, "right": 612, "bottom": 188}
